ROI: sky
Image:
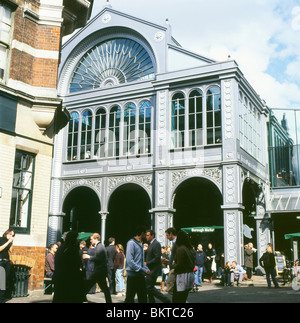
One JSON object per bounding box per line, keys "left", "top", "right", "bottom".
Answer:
{"left": 88, "top": 0, "right": 300, "bottom": 110}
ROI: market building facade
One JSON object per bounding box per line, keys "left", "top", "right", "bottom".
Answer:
{"left": 48, "top": 3, "right": 280, "bottom": 266}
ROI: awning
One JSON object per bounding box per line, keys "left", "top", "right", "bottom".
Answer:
{"left": 181, "top": 226, "right": 224, "bottom": 233}
{"left": 78, "top": 232, "right": 93, "bottom": 240}
{"left": 284, "top": 232, "right": 300, "bottom": 240}
{"left": 268, "top": 193, "right": 300, "bottom": 212}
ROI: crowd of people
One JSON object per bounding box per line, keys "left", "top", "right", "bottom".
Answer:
{"left": 43, "top": 226, "right": 196, "bottom": 303}
{"left": 0, "top": 226, "right": 281, "bottom": 303}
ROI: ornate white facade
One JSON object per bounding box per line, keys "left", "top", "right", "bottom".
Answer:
{"left": 49, "top": 3, "right": 273, "bottom": 264}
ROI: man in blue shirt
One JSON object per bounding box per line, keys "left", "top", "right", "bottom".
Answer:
{"left": 231, "top": 261, "right": 246, "bottom": 286}
{"left": 124, "top": 225, "right": 150, "bottom": 303}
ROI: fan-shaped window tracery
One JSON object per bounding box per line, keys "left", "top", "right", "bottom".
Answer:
{"left": 70, "top": 38, "right": 155, "bottom": 93}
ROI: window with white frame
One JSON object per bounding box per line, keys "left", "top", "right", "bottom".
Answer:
{"left": 188, "top": 89, "right": 203, "bottom": 146}
{"left": 138, "top": 100, "right": 151, "bottom": 154}
{"left": 67, "top": 112, "right": 79, "bottom": 161}
{"left": 206, "top": 86, "right": 221, "bottom": 144}
{"left": 10, "top": 150, "right": 35, "bottom": 233}
{"left": 239, "top": 92, "right": 244, "bottom": 148}
{"left": 94, "top": 108, "right": 106, "bottom": 158}
{"left": 0, "top": 4, "right": 12, "bottom": 82}
{"left": 243, "top": 97, "right": 249, "bottom": 151}
{"left": 66, "top": 100, "right": 152, "bottom": 161}
{"left": 238, "top": 91, "right": 262, "bottom": 162}
{"left": 108, "top": 105, "right": 121, "bottom": 157}
{"left": 123, "top": 103, "right": 136, "bottom": 156}
{"left": 80, "top": 110, "right": 93, "bottom": 160}
{"left": 171, "top": 86, "right": 221, "bottom": 148}
{"left": 171, "top": 92, "right": 185, "bottom": 148}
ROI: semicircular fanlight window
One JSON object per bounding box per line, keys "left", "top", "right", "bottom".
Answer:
{"left": 70, "top": 38, "right": 155, "bottom": 93}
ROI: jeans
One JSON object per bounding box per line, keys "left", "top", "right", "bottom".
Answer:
{"left": 266, "top": 268, "right": 279, "bottom": 287}
{"left": 115, "top": 268, "right": 125, "bottom": 292}
{"left": 194, "top": 266, "right": 204, "bottom": 286}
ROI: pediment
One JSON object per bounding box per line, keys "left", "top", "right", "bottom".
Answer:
{"left": 58, "top": 5, "right": 216, "bottom": 96}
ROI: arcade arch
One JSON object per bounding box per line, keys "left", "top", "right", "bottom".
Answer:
{"left": 106, "top": 183, "right": 151, "bottom": 246}
{"left": 62, "top": 186, "right": 101, "bottom": 235}
{"left": 172, "top": 177, "right": 223, "bottom": 252}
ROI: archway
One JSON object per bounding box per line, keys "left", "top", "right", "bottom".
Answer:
{"left": 242, "top": 180, "right": 258, "bottom": 246}
{"left": 242, "top": 180, "right": 260, "bottom": 268}
{"left": 173, "top": 177, "right": 223, "bottom": 253}
{"left": 62, "top": 186, "right": 101, "bottom": 235}
{"left": 107, "top": 183, "right": 151, "bottom": 247}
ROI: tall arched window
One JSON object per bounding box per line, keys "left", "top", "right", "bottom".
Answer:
{"left": 171, "top": 92, "right": 185, "bottom": 148}
{"left": 95, "top": 108, "right": 106, "bottom": 158}
{"left": 123, "top": 103, "right": 136, "bottom": 155}
{"left": 108, "top": 105, "right": 121, "bottom": 157}
{"left": 206, "top": 86, "right": 221, "bottom": 144}
{"left": 67, "top": 112, "right": 79, "bottom": 161}
{"left": 139, "top": 101, "right": 152, "bottom": 154}
{"left": 188, "top": 89, "right": 203, "bottom": 146}
{"left": 80, "top": 110, "right": 93, "bottom": 159}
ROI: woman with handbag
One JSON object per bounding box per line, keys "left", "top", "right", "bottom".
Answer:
{"left": 205, "top": 243, "right": 216, "bottom": 283}
{"left": 172, "top": 230, "right": 195, "bottom": 303}
{"left": 161, "top": 247, "right": 169, "bottom": 291}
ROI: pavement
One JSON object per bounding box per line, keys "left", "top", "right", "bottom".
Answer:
{"left": 5, "top": 275, "right": 300, "bottom": 304}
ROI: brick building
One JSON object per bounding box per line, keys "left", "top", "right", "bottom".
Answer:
{"left": 0, "top": 0, "right": 93, "bottom": 293}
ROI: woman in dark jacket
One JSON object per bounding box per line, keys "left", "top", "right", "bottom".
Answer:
{"left": 172, "top": 231, "right": 195, "bottom": 303}
{"left": 205, "top": 243, "right": 216, "bottom": 283}
{"left": 259, "top": 245, "right": 279, "bottom": 288}
{"left": 53, "top": 231, "right": 85, "bottom": 303}
{"left": 114, "top": 244, "right": 125, "bottom": 295}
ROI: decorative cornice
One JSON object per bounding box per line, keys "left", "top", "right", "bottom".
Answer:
{"left": 108, "top": 174, "right": 152, "bottom": 195}
{"left": 171, "top": 167, "right": 222, "bottom": 190}
{"left": 63, "top": 178, "right": 102, "bottom": 196}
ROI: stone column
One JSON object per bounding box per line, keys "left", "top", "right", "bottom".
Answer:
{"left": 99, "top": 211, "right": 108, "bottom": 244}
{"left": 222, "top": 164, "right": 245, "bottom": 264}
{"left": 150, "top": 208, "right": 175, "bottom": 246}
{"left": 48, "top": 212, "right": 65, "bottom": 245}
{"left": 223, "top": 207, "right": 244, "bottom": 264}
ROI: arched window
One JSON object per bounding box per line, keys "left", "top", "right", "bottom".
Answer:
{"left": 123, "top": 103, "right": 136, "bottom": 155}
{"left": 80, "top": 110, "right": 93, "bottom": 159}
{"left": 94, "top": 108, "right": 106, "bottom": 158}
{"left": 138, "top": 101, "right": 152, "bottom": 154}
{"left": 171, "top": 92, "right": 185, "bottom": 148}
{"left": 70, "top": 38, "right": 155, "bottom": 93}
{"left": 206, "top": 86, "right": 221, "bottom": 144}
{"left": 67, "top": 112, "right": 79, "bottom": 161}
{"left": 108, "top": 105, "right": 121, "bottom": 157}
{"left": 188, "top": 89, "right": 203, "bottom": 146}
